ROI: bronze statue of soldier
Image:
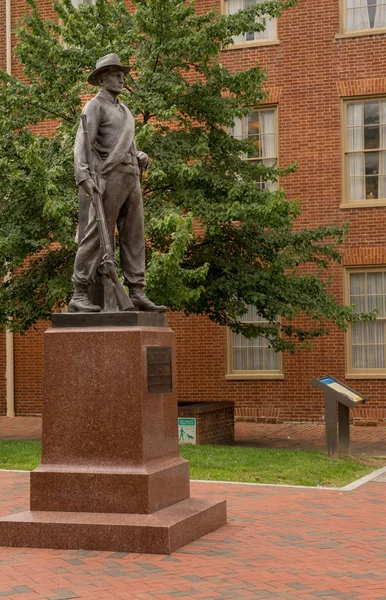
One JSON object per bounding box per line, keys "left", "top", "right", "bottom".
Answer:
{"left": 69, "top": 54, "right": 166, "bottom": 313}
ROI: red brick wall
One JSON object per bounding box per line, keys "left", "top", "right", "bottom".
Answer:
{"left": 3, "top": 0, "right": 386, "bottom": 422}
{"left": 169, "top": 313, "right": 329, "bottom": 423}
{"left": 0, "top": 0, "right": 5, "bottom": 72}
{"left": 215, "top": 0, "right": 386, "bottom": 422}
{"left": 178, "top": 404, "right": 235, "bottom": 444}
{"left": 0, "top": 333, "right": 6, "bottom": 416}
{"left": 13, "top": 322, "right": 50, "bottom": 416}
{"left": 172, "top": 0, "right": 386, "bottom": 423}
{"left": 0, "top": 0, "right": 5, "bottom": 414}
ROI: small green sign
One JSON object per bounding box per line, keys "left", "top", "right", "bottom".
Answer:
{"left": 178, "top": 418, "right": 196, "bottom": 445}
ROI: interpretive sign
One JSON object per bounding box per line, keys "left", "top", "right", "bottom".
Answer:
{"left": 319, "top": 377, "right": 362, "bottom": 402}
{"left": 178, "top": 418, "right": 197, "bottom": 445}
{"left": 147, "top": 347, "right": 172, "bottom": 394}
{"left": 312, "top": 376, "right": 366, "bottom": 408}
{"left": 310, "top": 375, "right": 366, "bottom": 457}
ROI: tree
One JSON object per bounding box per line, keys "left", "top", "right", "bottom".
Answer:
{"left": 0, "top": 0, "right": 371, "bottom": 349}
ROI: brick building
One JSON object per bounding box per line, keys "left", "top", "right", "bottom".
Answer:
{"left": 1, "top": 0, "right": 386, "bottom": 424}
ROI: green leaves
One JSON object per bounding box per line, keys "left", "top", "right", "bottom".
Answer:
{"left": 0, "top": 0, "right": 367, "bottom": 351}
{"left": 146, "top": 211, "right": 209, "bottom": 310}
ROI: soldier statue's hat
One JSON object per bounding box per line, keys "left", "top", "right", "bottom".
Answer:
{"left": 88, "top": 54, "right": 131, "bottom": 86}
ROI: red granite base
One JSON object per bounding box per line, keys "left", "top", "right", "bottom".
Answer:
{"left": 0, "top": 497, "right": 227, "bottom": 555}
{"left": 30, "top": 458, "right": 190, "bottom": 514}
{"left": 0, "top": 322, "right": 227, "bottom": 554}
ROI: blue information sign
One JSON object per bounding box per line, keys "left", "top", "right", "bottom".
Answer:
{"left": 317, "top": 376, "right": 364, "bottom": 403}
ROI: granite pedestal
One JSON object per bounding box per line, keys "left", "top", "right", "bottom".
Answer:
{"left": 0, "top": 313, "right": 226, "bottom": 553}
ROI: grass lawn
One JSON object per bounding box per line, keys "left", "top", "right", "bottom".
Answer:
{"left": 0, "top": 440, "right": 383, "bottom": 487}
{"left": 180, "top": 445, "right": 383, "bottom": 487}
{"left": 0, "top": 440, "right": 42, "bottom": 471}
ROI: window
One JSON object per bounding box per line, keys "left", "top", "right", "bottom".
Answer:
{"left": 222, "top": 0, "right": 277, "bottom": 45}
{"left": 231, "top": 108, "right": 278, "bottom": 191}
{"left": 343, "top": 0, "right": 386, "bottom": 33}
{"left": 71, "top": 0, "right": 95, "bottom": 7}
{"left": 346, "top": 269, "right": 386, "bottom": 377}
{"left": 343, "top": 98, "right": 386, "bottom": 205}
{"left": 226, "top": 305, "right": 283, "bottom": 379}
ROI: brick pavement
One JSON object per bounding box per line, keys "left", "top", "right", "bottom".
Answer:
{"left": 0, "top": 419, "right": 42, "bottom": 441}
{"left": 2, "top": 419, "right": 386, "bottom": 597}
{"left": 235, "top": 422, "right": 386, "bottom": 456}
{"left": 2, "top": 417, "right": 386, "bottom": 456}
{"left": 1, "top": 471, "right": 386, "bottom": 599}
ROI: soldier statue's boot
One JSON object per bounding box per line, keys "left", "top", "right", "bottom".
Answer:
{"left": 68, "top": 283, "right": 101, "bottom": 313}
{"left": 129, "top": 285, "right": 167, "bottom": 312}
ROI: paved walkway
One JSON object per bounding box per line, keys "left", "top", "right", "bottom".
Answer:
{"left": 1, "top": 471, "right": 386, "bottom": 599}
{"left": 2, "top": 417, "right": 386, "bottom": 455}
{"left": 2, "top": 418, "right": 386, "bottom": 597}
{"left": 235, "top": 422, "right": 386, "bottom": 456}
{"left": 0, "top": 418, "right": 42, "bottom": 441}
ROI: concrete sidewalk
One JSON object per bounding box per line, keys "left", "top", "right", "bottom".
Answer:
{"left": 2, "top": 417, "right": 386, "bottom": 455}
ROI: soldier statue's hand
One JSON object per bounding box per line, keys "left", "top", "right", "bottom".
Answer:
{"left": 81, "top": 178, "right": 101, "bottom": 200}
{"left": 137, "top": 151, "right": 149, "bottom": 171}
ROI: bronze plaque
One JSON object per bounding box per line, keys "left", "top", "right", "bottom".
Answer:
{"left": 147, "top": 347, "right": 173, "bottom": 394}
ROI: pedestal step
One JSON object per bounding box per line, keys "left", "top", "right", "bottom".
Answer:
{"left": 31, "top": 459, "right": 190, "bottom": 514}
{"left": 0, "top": 497, "right": 226, "bottom": 555}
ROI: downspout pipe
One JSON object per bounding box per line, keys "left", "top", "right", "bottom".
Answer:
{"left": 5, "top": 0, "right": 15, "bottom": 418}
{"left": 6, "top": 331, "right": 15, "bottom": 418}
{"left": 6, "top": 0, "right": 12, "bottom": 76}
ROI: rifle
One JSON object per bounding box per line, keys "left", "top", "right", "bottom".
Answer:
{"left": 81, "top": 114, "right": 134, "bottom": 311}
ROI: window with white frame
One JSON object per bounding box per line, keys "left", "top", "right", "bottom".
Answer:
{"left": 223, "top": 0, "right": 276, "bottom": 44}
{"left": 231, "top": 108, "right": 278, "bottom": 191}
{"left": 344, "top": 98, "right": 386, "bottom": 203}
{"left": 347, "top": 269, "right": 386, "bottom": 374}
{"left": 228, "top": 305, "right": 282, "bottom": 376}
{"left": 344, "top": 0, "right": 386, "bottom": 33}
{"left": 71, "top": 0, "right": 96, "bottom": 7}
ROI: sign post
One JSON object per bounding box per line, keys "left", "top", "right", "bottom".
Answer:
{"left": 310, "top": 376, "right": 366, "bottom": 458}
